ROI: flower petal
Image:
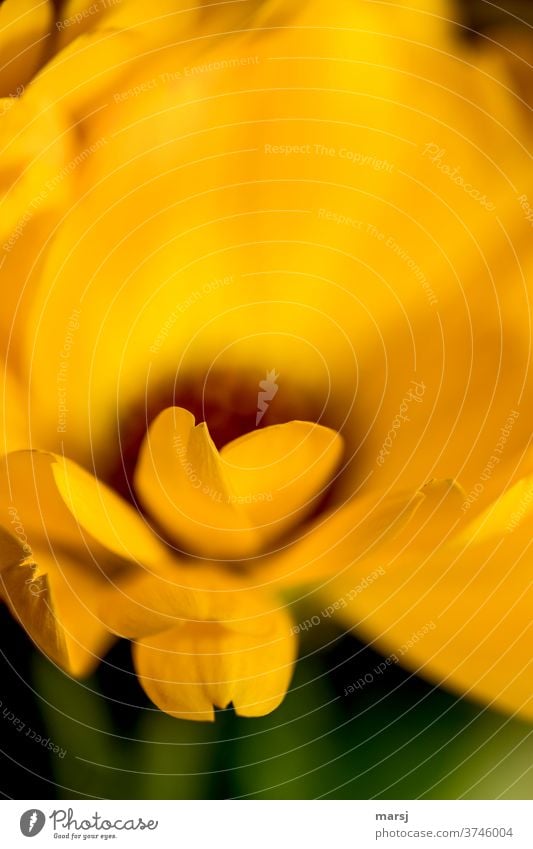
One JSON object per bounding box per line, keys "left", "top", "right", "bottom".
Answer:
{"left": 135, "top": 407, "right": 258, "bottom": 558}
{"left": 0, "top": 449, "right": 154, "bottom": 675}
{"left": 30, "top": 25, "right": 143, "bottom": 122}
{"left": 16, "top": 2, "right": 468, "bottom": 465}
{"left": 135, "top": 408, "right": 342, "bottom": 558}
{"left": 0, "top": 449, "right": 96, "bottom": 551}
{"left": 0, "top": 538, "right": 114, "bottom": 676}
{"left": 133, "top": 606, "right": 296, "bottom": 721}
{"left": 0, "top": 449, "right": 169, "bottom": 571}
{"left": 0, "top": 0, "right": 53, "bottom": 97}
{"left": 52, "top": 454, "right": 167, "bottom": 566}
{"left": 221, "top": 420, "right": 343, "bottom": 546}
{"left": 322, "top": 474, "right": 533, "bottom": 719}
{"left": 0, "top": 453, "right": 127, "bottom": 675}
{"left": 0, "top": 524, "right": 33, "bottom": 571}
{"left": 98, "top": 562, "right": 283, "bottom": 639}
{"left": 260, "top": 485, "right": 427, "bottom": 587}
{"left": 458, "top": 473, "right": 533, "bottom": 545}
{"left": 0, "top": 90, "right": 76, "bottom": 246}
{"left": 0, "top": 368, "right": 28, "bottom": 454}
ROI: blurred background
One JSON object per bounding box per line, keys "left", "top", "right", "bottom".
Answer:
{"left": 0, "top": 0, "right": 531, "bottom": 800}
{"left": 1, "top": 602, "right": 531, "bottom": 799}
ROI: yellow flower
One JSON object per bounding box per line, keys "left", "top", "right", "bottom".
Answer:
{"left": 1, "top": 412, "right": 341, "bottom": 714}
{"left": 0, "top": 0, "right": 532, "bottom": 721}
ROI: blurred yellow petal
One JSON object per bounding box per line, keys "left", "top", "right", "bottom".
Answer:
{"left": 30, "top": 26, "right": 145, "bottom": 123}
{"left": 52, "top": 454, "right": 167, "bottom": 566}
{"left": 221, "top": 420, "right": 343, "bottom": 545}
{"left": 0, "top": 525, "right": 32, "bottom": 571}
{"left": 135, "top": 407, "right": 342, "bottom": 558}
{"left": 0, "top": 368, "right": 28, "bottom": 454}
{"left": 458, "top": 473, "right": 533, "bottom": 544}
{"left": 261, "top": 485, "right": 426, "bottom": 587}
{"left": 135, "top": 406, "right": 258, "bottom": 558}
{"left": 0, "top": 91, "right": 76, "bottom": 246}
{"left": 0, "top": 0, "right": 53, "bottom": 97}
{"left": 0, "top": 450, "right": 96, "bottom": 552}
{"left": 0, "top": 535, "right": 113, "bottom": 676}
{"left": 0, "top": 450, "right": 95, "bottom": 551}
{"left": 134, "top": 606, "right": 296, "bottom": 721}
{"left": 36, "top": 0, "right": 279, "bottom": 126}
{"left": 57, "top": 0, "right": 236, "bottom": 49}
{"left": 97, "top": 566, "right": 209, "bottom": 640}
{"left": 322, "top": 472, "right": 533, "bottom": 719}
{"left": 99, "top": 562, "right": 283, "bottom": 639}
{"left": 19, "top": 0, "right": 532, "bottom": 491}
{"left": 0, "top": 89, "right": 83, "bottom": 365}
{"left": 379, "top": 478, "right": 468, "bottom": 553}
{"left": 0, "top": 450, "right": 133, "bottom": 573}
{"left": 0, "top": 452, "right": 127, "bottom": 673}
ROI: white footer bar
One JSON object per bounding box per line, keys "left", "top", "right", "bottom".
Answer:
{"left": 2, "top": 800, "right": 531, "bottom": 848}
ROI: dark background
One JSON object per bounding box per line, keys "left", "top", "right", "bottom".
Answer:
{"left": 1, "top": 602, "right": 530, "bottom": 799}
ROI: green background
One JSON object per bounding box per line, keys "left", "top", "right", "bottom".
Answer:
{"left": 0, "top": 607, "right": 530, "bottom": 799}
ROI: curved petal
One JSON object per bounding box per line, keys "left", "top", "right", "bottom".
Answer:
{"left": 0, "top": 90, "right": 76, "bottom": 246}
{"left": 0, "top": 452, "right": 133, "bottom": 675}
{"left": 15, "top": 1, "right": 481, "bottom": 467}
{"left": 98, "top": 561, "right": 284, "bottom": 639}
{"left": 0, "top": 368, "right": 28, "bottom": 454}
{"left": 0, "top": 449, "right": 160, "bottom": 566}
{"left": 221, "top": 420, "right": 343, "bottom": 544}
{"left": 57, "top": 0, "right": 231, "bottom": 47}
{"left": 0, "top": 449, "right": 100, "bottom": 552}
{"left": 21, "top": 2, "right": 532, "bottom": 500}
{"left": 321, "top": 473, "right": 533, "bottom": 719}
{"left": 0, "top": 535, "right": 114, "bottom": 676}
{"left": 135, "top": 407, "right": 342, "bottom": 558}
{"left": 135, "top": 407, "right": 258, "bottom": 558}
{"left": 0, "top": 90, "right": 83, "bottom": 370}
{"left": 258, "top": 483, "right": 430, "bottom": 587}
{"left": 51, "top": 453, "right": 167, "bottom": 566}
{"left": 133, "top": 606, "right": 296, "bottom": 721}
{"left": 30, "top": 25, "right": 145, "bottom": 122}
{"left": 36, "top": 0, "right": 278, "bottom": 125}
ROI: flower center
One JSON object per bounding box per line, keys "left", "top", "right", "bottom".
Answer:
{"left": 103, "top": 369, "right": 324, "bottom": 505}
